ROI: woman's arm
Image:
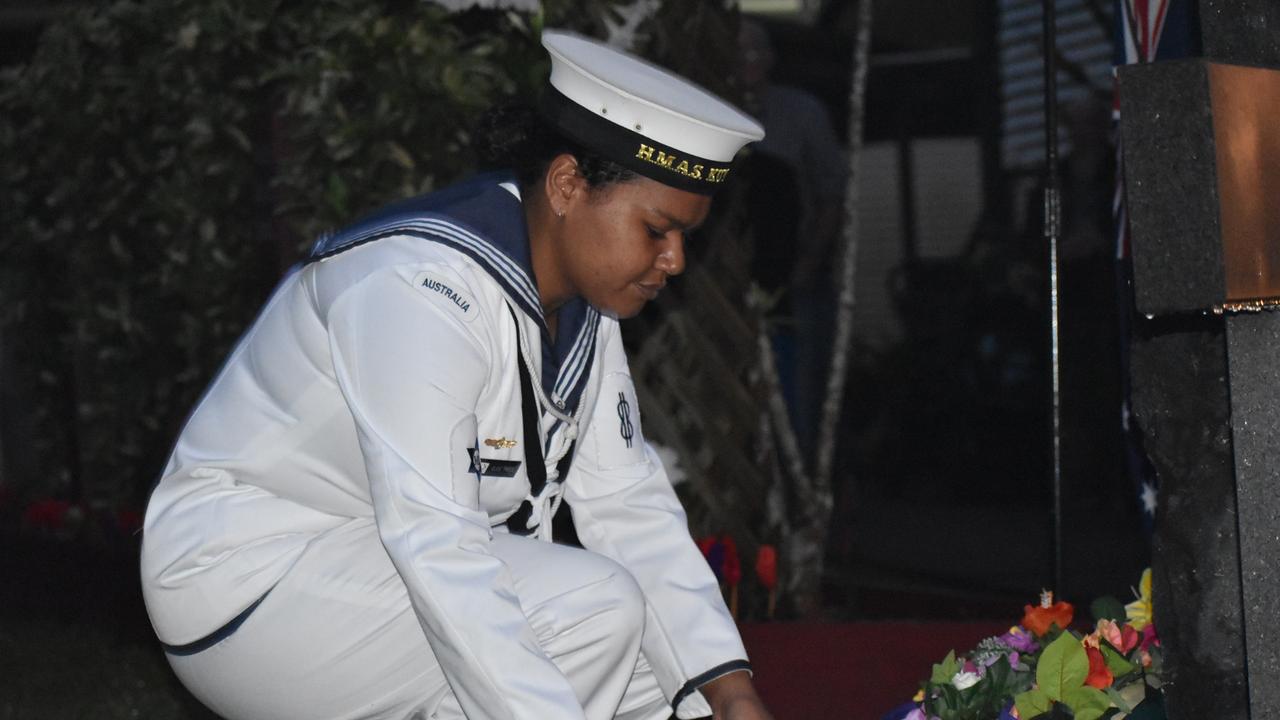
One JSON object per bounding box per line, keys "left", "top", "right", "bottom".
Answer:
{"left": 564, "top": 320, "right": 767, "bottom": 719}
{"left": 701, "top": 671, "right": 774, "bottom": 720}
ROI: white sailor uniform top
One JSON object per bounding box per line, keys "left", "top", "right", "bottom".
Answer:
{"left": 139, "top": 173, "right": 749, "bottom": 718}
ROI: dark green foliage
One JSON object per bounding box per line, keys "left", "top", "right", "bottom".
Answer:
{"left": 1, "top": 0, "right": 720, "bottom": 512}
{"left": 1090, "top": 595, "right": 1127, "bottom": 625}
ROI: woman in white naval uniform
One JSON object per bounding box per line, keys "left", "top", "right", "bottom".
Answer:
{"left": 140, "top": 30, "right": 772, "bottom": 720}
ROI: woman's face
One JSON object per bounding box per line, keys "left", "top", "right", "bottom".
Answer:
{"left": 557, "top": 175, "right": 710, "bottom": 319}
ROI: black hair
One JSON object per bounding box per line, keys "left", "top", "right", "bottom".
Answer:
{"left": 474, "top": 103, "right": 638, "bottom": 192}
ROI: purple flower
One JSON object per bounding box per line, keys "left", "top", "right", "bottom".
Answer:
{"left": 998, "top": 626, "right": 1039, "bottom": 653}
{"left": 903, "top": 708, "right": 928, "bottom": 720}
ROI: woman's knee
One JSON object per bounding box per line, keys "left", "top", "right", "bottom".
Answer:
{"left": 599, "top": 562, "right": 646, "bottom": 639}
{"left": 522, "top": 550, "right": 647, "bottom": 651}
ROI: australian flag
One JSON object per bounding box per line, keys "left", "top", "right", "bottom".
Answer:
{"left": 1111, "top": 0, "right": 1200, "bottom": 532}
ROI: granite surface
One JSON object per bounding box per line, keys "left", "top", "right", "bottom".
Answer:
{"left": 1129, "top": 318, "right": 1249, "bottom": 719}
{"left": 1201, "top": 0, "right": 1280, "bottom": 68}
{"left": 1118, "top": 60, "right": 1225, "bottom": 315}
{"left": 1226, "top": 311, "right": 1280, "bottom": 718}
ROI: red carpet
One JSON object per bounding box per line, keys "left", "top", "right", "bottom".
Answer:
{"left": 739, "top": 622, "right": 1009, "bottom": 720}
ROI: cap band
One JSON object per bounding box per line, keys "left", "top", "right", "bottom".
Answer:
{"left": 539, "top": 86, "right": 735, "bottom": 195}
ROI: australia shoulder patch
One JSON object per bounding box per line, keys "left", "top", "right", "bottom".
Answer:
{"left": 412, "top": 270, "right": 477, "bottom": 323}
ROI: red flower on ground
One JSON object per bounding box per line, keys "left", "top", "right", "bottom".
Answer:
{"left": 116, "top": 508, "right": 144, "bottom": 536}
{"left": 21, "top": 498, "right": 73, "bottom": 530}
{"left": 1021, "top": 591, "right": 1074, "bottom": 637}
{"left": 755, "top": 545, "right": 778, "bottom": 590}
{"left": 721, "top": 536, "right": 742, "bottom": 586}
{"left": 1085, "top": 646, "right": 1114, "bottom": 688}
{"left": 697, "top": 536, "right": 726, "bottom": 579}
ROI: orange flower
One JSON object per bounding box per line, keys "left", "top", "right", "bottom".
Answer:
{"left": 1085, "top": 646, "right": 1114, "bottom": 688}
{"left": 1022, "top": 591, "right": 1074, "bottom": 637}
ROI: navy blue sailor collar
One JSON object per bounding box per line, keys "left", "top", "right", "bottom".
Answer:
{"left": 309, "top": 171, "right": 601, "bottom": 416}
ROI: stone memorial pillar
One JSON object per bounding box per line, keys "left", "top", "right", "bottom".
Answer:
{"left": 1118, "top": 3, "right": 1279, "bottom": 717}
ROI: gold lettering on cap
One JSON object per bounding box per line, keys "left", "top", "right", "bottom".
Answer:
{"left": 635, "top": 143, "right": 728, "bottom": 184}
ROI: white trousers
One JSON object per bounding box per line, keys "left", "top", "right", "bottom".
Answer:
{"left": 165, "top": 520, "right": 673, "bottom": 720}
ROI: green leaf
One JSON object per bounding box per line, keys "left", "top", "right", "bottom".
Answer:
{"left": 1063, "top": 686, "right": 1111, "bottom": 720}
{"left": 1104, "top": 685, "right": 1136, "bottom": 713}
{"left": 387, "top": 141, "right": 415, "bottom": 170}
{"left": 1015, "top": 687, "right": 1053, "bottom": 719}
{"left": 1091, "top": 596, "right": 1127, "bottom": 624}
{"left": 1036, "top": 632, "right": 1089, "bottom": 700}
{"left": 1101, "top": 644, "right": 1136, "bottom": 677}
{"left": 325, "top": 172, "right": 349, "bottom": 216}
{"left": 929, "top": 650, "right": 961, "bottom": 684}
{"left": 931, "top": 684, "right": 963, "bottom": 714}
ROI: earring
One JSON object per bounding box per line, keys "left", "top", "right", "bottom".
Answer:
{"left": 556, "top": 209, "right": 565, "bottom": 218}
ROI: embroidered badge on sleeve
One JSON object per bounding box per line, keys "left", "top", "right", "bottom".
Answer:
{"left": 587, "top": 372, "right": 648, "bottom": 470}
{"left": 412, "top": 270, "right": 477, "bottom": 323}
{"left": 616, "top": 391, "right": 635, "bottom": 449}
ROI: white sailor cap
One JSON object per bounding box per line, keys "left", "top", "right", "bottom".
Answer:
{"left": 540, "top": 30, "right": 765, "bottom": 195}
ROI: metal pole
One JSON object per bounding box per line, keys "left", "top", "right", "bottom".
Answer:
{"left": 1041, "top": 0, "right": 1064, "bottom": 596}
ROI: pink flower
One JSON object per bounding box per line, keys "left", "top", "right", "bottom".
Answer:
{"left": 1120, "top": 624, "right": 1140, "bottom": 653}
{"left": 1094, "top": 618, "right": 1140, "bottom": 653}
{"left": 1139, "top": 623, "right": 1160, "bottom": 651}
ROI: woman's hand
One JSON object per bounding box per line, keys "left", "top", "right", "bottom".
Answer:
{"left": 699, "top": 670, "right": 775, "bottom": 720}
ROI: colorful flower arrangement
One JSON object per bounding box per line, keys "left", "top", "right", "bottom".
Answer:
{"left": 899, "top": 570, "right": 1163, "bottom": 720}
{"left": 697, "top": 536, "right": 779, "bottom": 620}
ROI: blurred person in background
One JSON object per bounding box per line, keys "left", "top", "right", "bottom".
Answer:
{"left": 738, "top": 18, "right": 848, "bottom": 452}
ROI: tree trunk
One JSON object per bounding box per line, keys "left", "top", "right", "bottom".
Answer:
{"left": 787, "top": 0, "right": 874, "bottom": 617}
